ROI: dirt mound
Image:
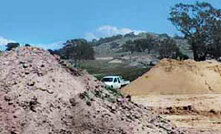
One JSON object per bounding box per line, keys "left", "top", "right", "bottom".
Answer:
{"left": 0, "top": 47, "right": 182, "bottom": 134}
{"left": 122, "top": 59, "right": 221, "bottom": 96}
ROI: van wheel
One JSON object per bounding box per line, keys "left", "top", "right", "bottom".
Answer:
{"left": 111, "top": 85, "right": 113, "bottom": 89}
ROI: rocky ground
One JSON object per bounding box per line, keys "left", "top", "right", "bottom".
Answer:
{"left": 0, "top": 47, "right": 183, "bottom": 134}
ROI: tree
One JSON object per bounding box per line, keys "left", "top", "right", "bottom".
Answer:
{"left": 145, "top": 35, "right": 157, "bottom": 53}
{"left": 122, "top": 35, "right": 157, "bottom": 54}
{"left": 134, "top": 39, "right": 147, "bottom": 52}
{"left": 6, "top": 43, "right": 20, "bottom": 51}
{"left": 133, "top": 39, "right": 154, "bottom": 53}
{"left": 169, "top": 2, "right": 221, "bottom": 61}
{"left": 159, "top": 38, "right": 180, "bottom": 59}
{"left": 124, "top": 32, "right": 135, "bottom": 38}
{"left": 207, "top": 20, "right": 221, "bottom": 59}
{"left": 110, "top": 42, "right": 119, "bottom": 49}
{"left": 25, "top": 44, "right": 31, "bottom": 47}
{"left": 60, "top": 39, "right": 95, "bottom": 65}
{"left": 122, "top": 40, "right": 136, "bottom": 54}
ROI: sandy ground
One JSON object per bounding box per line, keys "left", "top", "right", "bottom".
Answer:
{"left": 121, "top": 59, "right": 221, "bottom": 133}
{"left": 132, "top": 94, "right": 221, "bottom": 133}
{"left": 122, "top": 59, "right": 221, "bottom": 96}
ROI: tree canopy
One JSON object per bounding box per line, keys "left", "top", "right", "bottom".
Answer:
{"left": 6, "top": 43, "right": 20, "bottom": 51}
{"left": 122, "top": 35, "right": 157, "bottom": 54}
{"left": 169, "top": 2, "right": 221, "bottom": 61}
{"left": 159, "top": 38, "right": 180, "bottom": 59}
{"left": 59, "top": 39, "right": 95, "bottom": 61}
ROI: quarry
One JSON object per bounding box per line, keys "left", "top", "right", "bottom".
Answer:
{"left": 122, "top": 59, "right": 221, "bottom": 133}
{"left": 1, "top": 47, "right": 221, "bottom": 133}
{"left": 1, "top": 1, "right": 221, "bottom": 134}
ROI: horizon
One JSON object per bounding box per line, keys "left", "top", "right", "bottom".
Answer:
{"left": 0, "top": 0, "right": 220, "bottom": 50}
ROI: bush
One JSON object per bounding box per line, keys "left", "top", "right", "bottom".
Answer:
{"left": 6, "top": 43, "right": 20, "bottom": 51}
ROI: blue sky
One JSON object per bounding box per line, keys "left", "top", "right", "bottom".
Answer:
{"left": 0, "top": 0, "right": 220, "bottom": 49}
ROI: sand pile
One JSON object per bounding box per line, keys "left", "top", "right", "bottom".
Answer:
{"left": 122, "top": 59, "right": 221, "bottom": 96}
{"left": 0, "top": 47, "right": 182, "bottom": 134}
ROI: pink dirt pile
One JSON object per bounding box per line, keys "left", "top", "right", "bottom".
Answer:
{"left": 0, "top": 47, "right": 183, "bottom": 134}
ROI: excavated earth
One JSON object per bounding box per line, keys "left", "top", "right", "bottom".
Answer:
{"left": 122, "top": 59, "right": 221, "bottom": 133}
{"left": 122, "top": 59, "right": 221, "bottom": 96}
{"left": 0, "top": 47, "right": 183, "bottom": 134}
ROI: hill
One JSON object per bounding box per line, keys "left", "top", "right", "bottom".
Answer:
{"left": 92, "top": 32, "right": 192, "bottom": 58}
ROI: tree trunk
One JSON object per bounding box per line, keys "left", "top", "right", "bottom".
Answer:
{"left": 192, "top": 43, "right": 199, "bottom": 61}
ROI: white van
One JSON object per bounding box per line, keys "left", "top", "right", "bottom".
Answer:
{"left": 101, "top": 76, "right": 130, "bottom": 89}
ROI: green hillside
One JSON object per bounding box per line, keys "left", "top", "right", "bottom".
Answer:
{"left": 92, "top": 32, "right": 192, "bottom": 58}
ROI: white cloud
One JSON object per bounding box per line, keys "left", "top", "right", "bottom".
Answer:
{"left": 85, "top": 25, "right": 146, "bottom": 40}
{"left": 0, "top": 36, "right": 16, "bottom": 46}
{"left": 97, "top": 25, "right": 143, "bottom": 35}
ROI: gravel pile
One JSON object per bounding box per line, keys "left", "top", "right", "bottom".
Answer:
{"left": 0, "top": 47, "right": 183, "bottom": 134}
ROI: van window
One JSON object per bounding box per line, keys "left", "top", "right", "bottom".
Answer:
{"left": 102, "top": 78, "right": 113, "bottom": 82}
{"left": 114, "top": 78, "right": 117, "bottom": 83}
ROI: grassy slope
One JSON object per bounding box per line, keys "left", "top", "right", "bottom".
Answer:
{"left": 94, "top": 33, "right": 192, "bottom": 58}
{"left": 78, "top": 60, "right": 150, "bottom": 81}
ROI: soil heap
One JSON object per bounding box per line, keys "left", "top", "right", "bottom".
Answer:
{"left": 0, "top": 47, "right": 182, "bottom": 134}
{"left": 122, "top": 59, "right": 221, "bottom": 96}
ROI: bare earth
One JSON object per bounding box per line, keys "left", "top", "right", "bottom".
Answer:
{"left": 122, "top": 59, "right": 221, "bottom": 96}
{"left": 132, "top": 94, "right": 221, "bottom": 133}
{"left": 121, "top": 59, "right": 221, "bottom": 133}
{"left": 0, "top": 47, "right": 183, "bottom": 134}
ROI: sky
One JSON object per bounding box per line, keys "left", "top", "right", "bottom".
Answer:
{"left": 0, "top": 0, "right": 220, "bottom": 50}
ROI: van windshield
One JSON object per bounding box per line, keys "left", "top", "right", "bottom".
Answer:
{"left": 102, "top": 78, "right": 113, "bottom": 82}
